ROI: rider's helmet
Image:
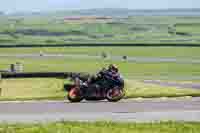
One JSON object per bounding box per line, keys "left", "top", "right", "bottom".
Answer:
{"left": 108, "top": 64, "right": 119, "bottom": 73}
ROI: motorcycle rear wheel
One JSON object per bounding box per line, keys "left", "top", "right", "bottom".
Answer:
{"left": 67, "top": 87, "right": 84, "bottom": 102}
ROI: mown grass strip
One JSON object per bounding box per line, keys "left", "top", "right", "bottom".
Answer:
{"left": 0, "top": 121, "right": 200, "bottom": 133}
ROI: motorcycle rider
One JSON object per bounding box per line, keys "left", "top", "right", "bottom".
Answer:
{"left": 106, "top": 64, "right": 120, "bottom": 79}
{"left": 85, "top": 64, "right": 123, "bottom": 93}
{"left": 86, "top": 64, "right": 120, "bottom": 84}
{"left": 105, "top": 64, "right": 124, "bottom": 87}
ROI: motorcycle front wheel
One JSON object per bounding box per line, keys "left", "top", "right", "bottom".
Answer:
{"left": 106, "top": 87, "right": 124, "bottom": 102}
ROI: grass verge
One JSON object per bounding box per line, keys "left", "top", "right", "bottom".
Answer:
{"left": 125, "top": 80, "right": 200, "bottom": 98}
{"left": 0, "top": 121, "right": 200, "bottom": 133}
{"left": 0, "top": 78, "right": 200, "bottom": 101}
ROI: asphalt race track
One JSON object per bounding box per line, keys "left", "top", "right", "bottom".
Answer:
{"left": 1, "top": 53, "right": 200, "bottom": 64}
{"left": 0, "top": 97, "right": 200, "bottom": 123}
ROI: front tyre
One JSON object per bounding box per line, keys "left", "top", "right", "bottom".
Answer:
{"left": 106, "top": 87, "right": 124, "bottom": 102}
{"left": 67, "top": 87, "right": 84, "bottom": 102}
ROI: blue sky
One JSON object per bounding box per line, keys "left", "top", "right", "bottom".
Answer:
{"left": 0, "top": 0, "right": 199, "bottom": 13}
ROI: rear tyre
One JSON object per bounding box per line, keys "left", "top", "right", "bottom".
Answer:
{"left": 67, "top": 87, "right": 84, "bottom": 102}
{"left": 106, "top": 87, "right": 124, "bottom": 102}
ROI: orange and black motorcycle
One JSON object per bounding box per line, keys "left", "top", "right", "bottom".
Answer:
{"left": 65, "top": 71, "right": 125, "bottom": 102}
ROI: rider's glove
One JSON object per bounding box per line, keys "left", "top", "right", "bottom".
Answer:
{"left": 83, "top": 82, "right": 88, "bottom": 87}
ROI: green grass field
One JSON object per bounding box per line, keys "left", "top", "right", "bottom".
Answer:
{"left": 0, "top": 78, "right": 65, "bottom": 100}
{"left": 1, "top": 46, "right": 200, "bottom": 80}
{"left": 0, "top": 121, "right": 200, "bottom": 133}
{"left": 0, "top": 16, "right": 200, "bottom": 45}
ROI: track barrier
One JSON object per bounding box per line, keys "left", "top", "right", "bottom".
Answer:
{"left": 1, "top": 72, "right": 90, "bottom": 80}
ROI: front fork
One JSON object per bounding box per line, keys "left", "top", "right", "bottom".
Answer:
{"left": 74, "top": 77, "right": 82, "bottom": 89}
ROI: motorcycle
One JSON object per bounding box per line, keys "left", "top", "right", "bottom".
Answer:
{"left": 65, "top": 71, "right": 125, "bottom": 102}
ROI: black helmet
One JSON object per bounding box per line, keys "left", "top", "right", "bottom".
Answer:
{"left": 108, "top": 64, "right": 118, "bottom": 72}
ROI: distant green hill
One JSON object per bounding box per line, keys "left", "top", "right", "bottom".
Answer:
{"left": 9, "top": 8, "right": 200, "bottom": 17}
{"left": 0, "top": 11, "right": 4, "bottom": 15}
